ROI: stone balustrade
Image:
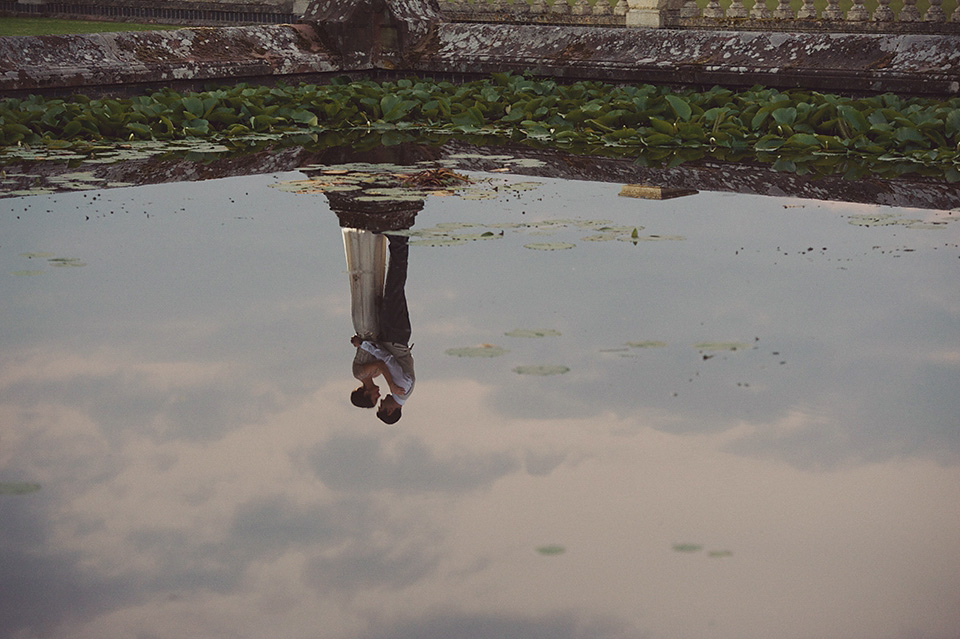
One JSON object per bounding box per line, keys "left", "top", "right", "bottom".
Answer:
{"left": 442, "top": 0, "right": 960, "bottom": 31}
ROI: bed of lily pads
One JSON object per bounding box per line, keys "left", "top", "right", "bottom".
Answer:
{"left": 2, "top": 73, "right": 959, "bottom": 181}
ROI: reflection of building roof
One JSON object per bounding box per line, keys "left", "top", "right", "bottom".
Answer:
{"left": 327, "top": 190, "right": 423, "bottom": 233}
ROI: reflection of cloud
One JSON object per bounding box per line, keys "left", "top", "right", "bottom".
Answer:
{"left": 355, "top": 610, "right": 636, "bottom": 639}
{"left": 307, "top": 433, "right": 520, "bottom": 493}
{"left": 1, "top": 347, "right": 283, "bottom": 442}
{"left": 0, "top": 497, "right": 133, "bottom": 638}
{"left": 303, "top": 539, "right": 440, "bottom": 593}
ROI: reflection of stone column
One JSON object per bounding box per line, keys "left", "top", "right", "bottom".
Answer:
{"left": 342, "top": 229, "right": 387, "bottom": 340}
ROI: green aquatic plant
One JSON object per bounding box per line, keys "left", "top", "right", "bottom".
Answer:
{"left": 694, "top": 342, "right": 751, "bottom": 351}
{"left": 513, "top": 365, "right": 570, "bottom": 375}
{"left": 505, "top": 329, "right": 562, "bottom": 338}
{"left": 0, "top": 482, "right": 41, "bottom": 495}
{"left": 2, "top": 74, "right": 958, "bottom": 180}
{"left": 536, "top": 545, "right": 566, "bottom": 555}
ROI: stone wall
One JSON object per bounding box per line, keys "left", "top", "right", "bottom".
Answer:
{"left": 0, "top": 0, "right": 958, "bottom": 96}
{"left": 0, "top": 0, "right": 307, "bottom": 25}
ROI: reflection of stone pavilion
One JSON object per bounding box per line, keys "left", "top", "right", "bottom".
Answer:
{"left": 325, "top": 189, "right": 423, "bottom": 234}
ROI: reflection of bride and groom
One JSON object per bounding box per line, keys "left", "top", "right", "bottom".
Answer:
{"left": 344, "top": 229, "right": 415, "bottom": 423}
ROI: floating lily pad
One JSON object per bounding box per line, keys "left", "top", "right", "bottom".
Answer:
{"left": 847, "top": 213, "right": 901, "bottom": 227}
{"left": 501, "top": 181, "right": 541, "bottom": 191}
{"left": 505, "top": 329, "right": 561, "bottom": 338}
{"left": 694, "top": 342, "right": 750, "bottom": 351}
{"left": 536, "top": 545, "right": 566, "bottom": 555}
{"left": 459, "top": 190, "right": 499, "bottom": 200}
{"left": 523, "top": 242, "right": 575, "bottom": 251}
{"left": 57, "top": 171, "right": 101, "bottom": 182}
{"left": 0, "top": 482, "right": 41, "bottom": 495}
{"left": 708, "top": 550, "right": 734, "bottom": 558}
{"left": 513, "top": 365, "right": 570, "bottom": 375}
{"left": 434, "top": 222, "right": 479, "bottom": 230}
{"left": 19, "top": 252, "right": 55, "bottom": 258}
{"left": 617, "top": 234, "right": 686, "bottom": 242}
{"left": 626, "top": 341, "right": 667, "bottom": 348}
{"left": 8, "top": 188, "right": 56, "bottom": 196}
{"left": 47, "top": 258, "right": 86, "bottom": 267}
{"left": 410, "top": 237, "right": 468, "bottom": 247}
{"left": 672, "top": 544, "right": 703, "bottom": 553}
{"left": 445, "top": 345, "right": 508, "bottom": 357}
{"left": 448, "top": 232, "right": 502, "bottom": 242}
{"left": 506, "top": 158, "right": 547, "bottom": 168}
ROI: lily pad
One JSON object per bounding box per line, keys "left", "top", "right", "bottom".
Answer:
{"left": 0, "top": 482, "right": 41, "bottom": 495}
{"left": 505, "top": 329, "right": 562, "bottom": 338}
{"left": 708, "top": 550, "right": 734, "bottom": 558}
{"left": 672, "top": 544, "right": 703, "bottom": 553}
{"left": 626, "top": 341, "right": 667, "bottom": 348}
{"left": 445, "top": 345, "right": 508, "bottom": 357}
{"left": 410, "top": 237, "right": 468, "bottom": 247}
{"left": 523, "top": 242, "right": 575, "bottom": 251}
{"left": 47, "top": 258, "right": 86, "bottom": 267}
{"left": 847, "top": 213, "right": 901, "bottom": 227}
{"left": 617, "top": 234, "right": 686, "bottom": 242}
{"left": 513, "top": 365, "right": 570, "bottom": 376}
{"left": 694, "top": 342, "right": 750, "bottom": 351}
{"left": 536, "top": 545, "right": 566, "bottom": 555}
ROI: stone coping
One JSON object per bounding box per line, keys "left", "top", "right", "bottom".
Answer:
{"left": 413, "top": 24, "right": 960, "bottom": 95}
{"left": 0, "top": 24, "right": 336, "bottom": 95}
{"left": 1, "top": 17, "right": 958, "bottom": 96}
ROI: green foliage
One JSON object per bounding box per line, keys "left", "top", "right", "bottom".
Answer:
{"left": 0, "top": 17, "right": 180, "bottom": 36}
{"left": 2, "top": 74, "right": 958, "bottom": 180}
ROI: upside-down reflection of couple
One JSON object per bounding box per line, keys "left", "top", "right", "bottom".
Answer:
{"left": 345, "top": 229, "right": 415, "bottom": 423}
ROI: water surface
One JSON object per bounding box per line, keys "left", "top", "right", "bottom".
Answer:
{"left": 1, "top": 161, "right": 959, "bottom": 639}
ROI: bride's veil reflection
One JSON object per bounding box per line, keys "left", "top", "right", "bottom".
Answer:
{"left": 329, "top": 188, "right": 421, "bottom": 423}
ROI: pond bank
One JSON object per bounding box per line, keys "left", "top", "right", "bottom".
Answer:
{"left": 1, "top": 0, "right": 958, "bottom": 97}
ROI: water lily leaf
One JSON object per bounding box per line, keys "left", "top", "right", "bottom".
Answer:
{"left": 445, "top": 345, "right": 508, "bottom": 357}
{"left": 708, "top": 550, "right": 734, "bottom": 558}
{"left": 19, "top": 252, "right": 55, "bottom": 258}
{"left": 0, "top": 482, "right": 41, "bottom": 495}
{"left": 617, "top": 234, "right": 685, "bottom": 242}
{"left": 410, "top": 237, "right": 468, "bottom": 247}
{"left": 537, "top": 545, "right": 566, "bottom": 555}
{"left": 523, "top": 242, "right": 575, "bottom": 250}
{"left": 513, "top": 365, "right": 570, "bottom": 375}
{"left": 504, "top": 329, "right": 562, "bottom": 338}
{"left": 672, "top": 544, "right": 702, "bottom": 553}
{"left": 694, "top": 342, "right": 750, "bottom": 351}
{"left": 626, "top": 341, "right": 667, "bottom": 348}
{"left": 847, "top": 213, "right": 901, "bottom": 226}
{"left": 665, "top": 95, "right": 692, "bottom": 122}
{"left": 47, "top": 257, "right": 86, "bottom": 267}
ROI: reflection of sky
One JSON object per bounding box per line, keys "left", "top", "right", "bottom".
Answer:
{"left": 1, "top": 171, "right": 958, "bottom": 639}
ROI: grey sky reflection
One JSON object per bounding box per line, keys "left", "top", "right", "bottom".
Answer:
{"left": 1, "top": 170, "right": 958, "bottom": 639}
{"left": 308, "top": 433, "right": 520, "bottom": 493}
{"left": 355, "top": 611, "right": 636, "bottom": 639}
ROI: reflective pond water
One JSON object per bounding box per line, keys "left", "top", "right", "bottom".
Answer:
{"left": 1, "top": 151, "right": 959, "bottom": 639}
